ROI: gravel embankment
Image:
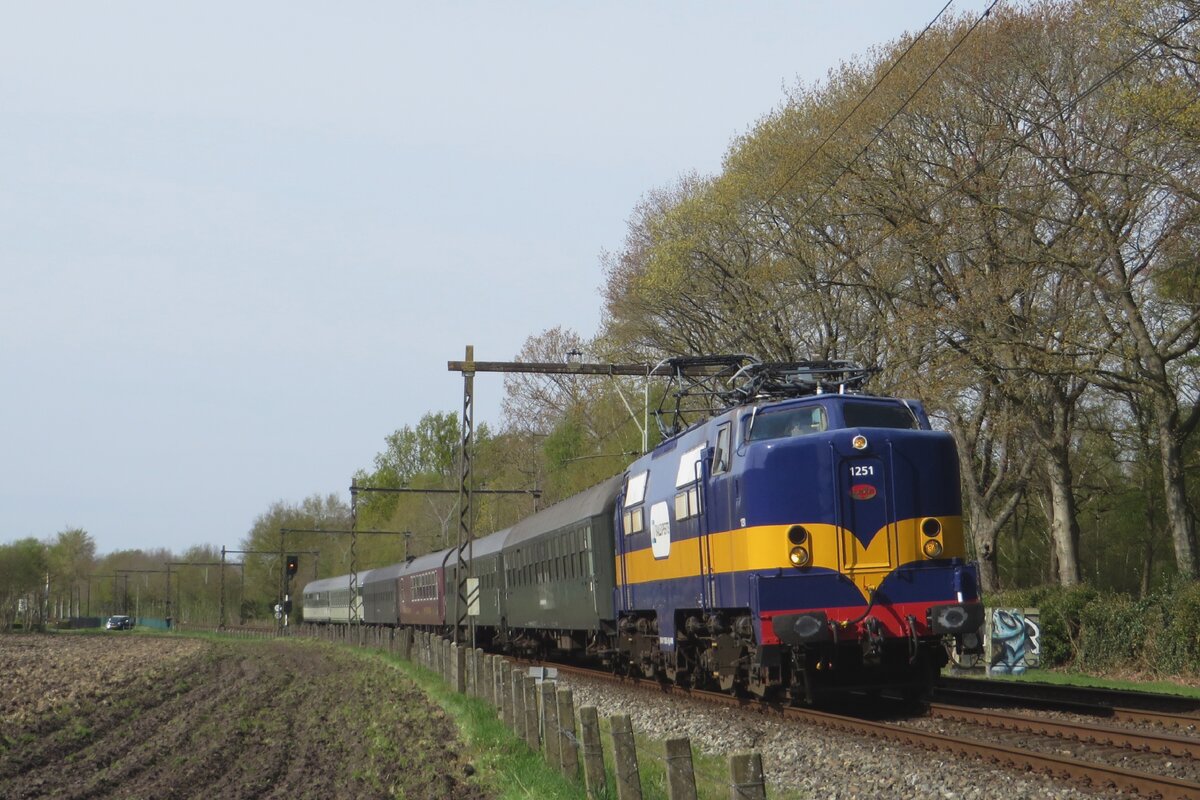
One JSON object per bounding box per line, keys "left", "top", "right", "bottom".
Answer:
{"left": 555, "top": 673, "right": 1128, "bottom": 800}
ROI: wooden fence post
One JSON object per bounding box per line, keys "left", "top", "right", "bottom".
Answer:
{"left": 540, "top": 680, "right": 561, "bottom": 767}
{"left": 454, "top": 644, "right": 467, "bottom": 693}
{"left": 610, "top": 713, "right": 642, "bottom": 800}
{"left": 665, "top": 738, "right": 697, "bottom": 800}
{"left": 578, "top": 706, "right": 606, "bottom": 799}
{"left": 556, "top": 688, "right": 578, "bottom": 780}
{"left": 511, "top": 667, "right": 526, "bottom": 740}
{"left": 728, "top": 753, "right": 765, "bottom": 800}
{"left": 500, "top": 660, "right": 513, "bottom": 726}
{"left": 523, "top": 676, "right": 540, "bottom": 750}
{"left": 494, "top": 659, "right": 506, "bottom": 713}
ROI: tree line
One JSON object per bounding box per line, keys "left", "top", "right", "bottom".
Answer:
{"left": 597, "top": 0, "right": 1199, "bottom": 595}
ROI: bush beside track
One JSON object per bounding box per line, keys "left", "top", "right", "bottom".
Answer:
{"left": 989, "top": 581, "right": 1200, "bottom": 679}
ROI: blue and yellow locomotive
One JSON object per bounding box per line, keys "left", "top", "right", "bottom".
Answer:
{"left": 612, "top": 358, "right": 982, "bottom": 701}
{"left": 303, "top": 357, "right": 982, "bottom": 702}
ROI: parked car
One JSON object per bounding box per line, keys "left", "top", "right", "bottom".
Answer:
{"left": 105, "top": 615, "right": 134, "bottom": 630}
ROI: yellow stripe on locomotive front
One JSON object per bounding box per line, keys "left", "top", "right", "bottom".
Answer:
{"left": 616, "top": 514, "right": 964, "bottom": 602}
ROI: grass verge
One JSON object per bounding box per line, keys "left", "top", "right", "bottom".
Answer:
{"left": 950, "top": 666, "right": 1200, "bottom": 698}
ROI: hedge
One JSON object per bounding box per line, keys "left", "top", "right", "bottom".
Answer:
{"left": 984, "top": 581, "right": 1199, "bottom": 677}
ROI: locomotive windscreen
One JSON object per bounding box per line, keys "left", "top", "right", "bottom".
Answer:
{"left": 842, "top": 401, "right": 919, "bottom": 429}
{"left": 746, "top": 405, "right": 827, "bottom": 441}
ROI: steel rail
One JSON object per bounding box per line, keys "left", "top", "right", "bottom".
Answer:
{"left": 936, "top": 685, "right": 1200, "bottom": 731}
{"left": 927, "top": 702, "right": 1200, "bottom": 759}
{"left": 938, "top": 675, "right": 1200, "bottom": 716}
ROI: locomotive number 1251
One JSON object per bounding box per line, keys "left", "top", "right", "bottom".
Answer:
{"left": 849, "top": 464, "right": 875, "bottom": 477}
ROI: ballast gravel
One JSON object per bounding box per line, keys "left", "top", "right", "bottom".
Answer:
{"left": 554, "top": 673, "right": 1128, "bottom": 800}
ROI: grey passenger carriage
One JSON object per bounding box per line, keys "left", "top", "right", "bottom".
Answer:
{"left": 500, "top": 475, "right": 622, "bottom": 655}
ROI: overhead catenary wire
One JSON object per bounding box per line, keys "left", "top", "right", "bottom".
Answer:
{"left": 822, "top": 8, "right": 1198, "bottom": 377}
{"left": 836, "top": 8, "right": 1198, "bottom": 285}
{"left": 749, "top": 0, "right": 959, "bottom": 219}
{"left": 783, "top": 0, "right": 1002, "bottom": 228}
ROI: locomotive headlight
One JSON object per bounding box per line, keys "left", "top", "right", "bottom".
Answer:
{"left": 922, "top": 539, "right": 943, "bottom": 558}
{"left": 787, "top": 525, "right": 809, "bottom": 545}
{"left": 789, "top": 546, "right": 811, "bottom": 567}
{"left": 852, "top": 435, "right": 868, "bottom": 450}
{"left": 921, "top": 518, "right": 942, "bottom": 537}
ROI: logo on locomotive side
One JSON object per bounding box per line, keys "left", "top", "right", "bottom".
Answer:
{"left": 850, "top": 484, "right": 877, "bottom": 501}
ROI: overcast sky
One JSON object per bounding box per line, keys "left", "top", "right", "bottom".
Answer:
{"left": 1, "top": 2, "right": 994, "bottom": 556}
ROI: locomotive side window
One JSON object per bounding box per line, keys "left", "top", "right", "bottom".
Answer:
{"left": 712, "top": 423, "right": 731, "bottom": 474}
{"left": 842, "top": 401, "right": 919, "bottom": 429}
{"left": 674, "top": 486, "right": 700, "bottom": 519}
{"left": 746, "top": 406, "right": 827, "bottom": 441}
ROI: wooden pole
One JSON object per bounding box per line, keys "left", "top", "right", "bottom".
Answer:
{"left": 665, "top": 738, "right": 697, "bottom": 800}
{"left": 579, "top": 706, "right": 606, "bottom": 799}
{"left": 610, "top": 714, "right": 642, "bottom": 800}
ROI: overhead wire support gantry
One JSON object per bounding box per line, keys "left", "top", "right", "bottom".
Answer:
{"left": 445, "top": 347, "right": 689, "bottom": 646}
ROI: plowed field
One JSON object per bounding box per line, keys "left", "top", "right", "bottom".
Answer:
{"left": 0, "top": 634, "right": 489, "bottom": 800}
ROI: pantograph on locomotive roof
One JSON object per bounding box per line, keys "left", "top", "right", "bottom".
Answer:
{"left": 652, "top": 354, "right": 874, "bottom": 439}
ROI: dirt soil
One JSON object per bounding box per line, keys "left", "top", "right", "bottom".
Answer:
{"left": 0, "top": 634, "right": 490, "bottom": 800}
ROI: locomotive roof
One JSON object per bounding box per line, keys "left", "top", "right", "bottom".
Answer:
{"left": 506, "top": 474, "right": 623, "bottom": 548}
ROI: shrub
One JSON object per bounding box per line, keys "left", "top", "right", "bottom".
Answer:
{"left": 1151, "top": 581, "right": 1200, "bottom": 676}
{"left": 1077, "top": 594, "right": 1154, "bottom": 671}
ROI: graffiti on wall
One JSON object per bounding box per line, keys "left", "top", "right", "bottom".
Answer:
{"left": 987, "top": 608, "right": 1041, "bottom": 675}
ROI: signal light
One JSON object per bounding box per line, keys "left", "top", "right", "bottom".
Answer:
{"left": 286, "top": 554, "right": 299, "bottom": 577}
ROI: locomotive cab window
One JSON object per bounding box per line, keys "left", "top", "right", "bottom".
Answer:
{"left": 842, "top": 401, "right": 919, "bottom": 429}
{"left": 712, "top": 423, "right": 732, "bottom": 474}
{"left": 747, "top": 406, "right": 827, "bottom": 441}
{"left": 623, "top": 470, "right": 648, "bottom": 535}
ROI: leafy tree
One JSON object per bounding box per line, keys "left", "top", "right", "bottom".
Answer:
{"left": 0, "top": 538, "right": 47, "bottom": 630}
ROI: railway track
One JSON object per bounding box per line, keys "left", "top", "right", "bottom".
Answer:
{"left": 937, "top": 674, "right": 1200, "bottom": 721}
{"left": 545, "top": 662, "right": 1200, "bottom": 799}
